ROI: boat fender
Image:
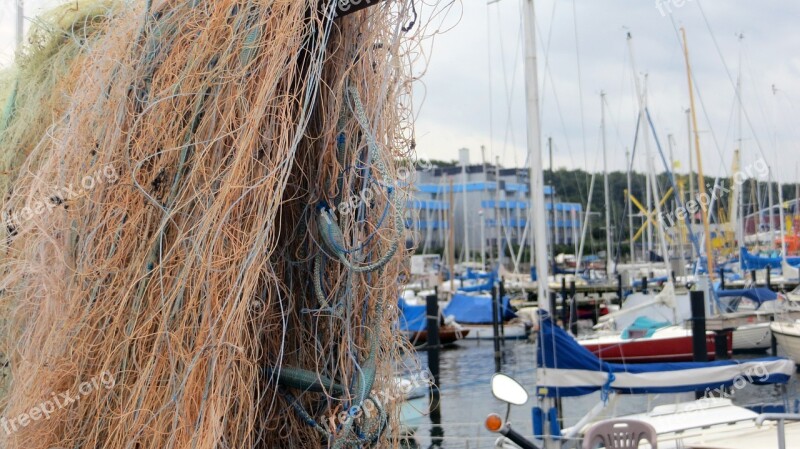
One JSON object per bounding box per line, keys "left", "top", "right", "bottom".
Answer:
{"left": 532, "top": 406, "right": 544, "bottom": 438}
{"left": 548, "top": 407, "right": 562, "bottom": 439}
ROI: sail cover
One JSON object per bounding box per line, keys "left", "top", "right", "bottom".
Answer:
{"left": 443, "top": 293, "right": 516, "bottom": 324}
{"left": 536, "top": 310, "right": 795, "bottom": 397}
{"left": 716, "top": 287, "right": 778, "bottom": 308}
{"left": 740, "top": 247, "right": 800, "bottom": 271}
{"left": 397, "top": 300, "right": 427, "bottom": 332}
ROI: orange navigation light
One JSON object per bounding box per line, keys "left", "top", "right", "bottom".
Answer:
{"left": 485, "top": 413, "right": 504, "bottom": 433}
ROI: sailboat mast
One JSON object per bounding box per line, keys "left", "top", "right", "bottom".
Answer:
{"left": 681, "top": 28, "right": 715, "bottom": 277}
{"left": 448, "top": 177, "right": 456, "bottom": 295}
{"left": 626, "top": 149, "right": 634, "bottom": 261}
{"left": 549, "top": 137, "right": 557, "bottom": 270}
{"left": 686, "top": 108, "right": 695, "bottom": 231}
{"left": 777, "top": 163, "right": 787, "bottom": 261}
{"left": 733, "top": 33, "right": 744, "bottom": 248}
{"left": 461, "top": 151, "right": 470, "bottom": 263}
{"left": 522, "top": 0, "right": 548, "bottom": 307}
{"left": 602, "top": 92, "right": 612, "bottom": 276}
{"left": 627, "top": 34, "right": 670, "bottom": 271}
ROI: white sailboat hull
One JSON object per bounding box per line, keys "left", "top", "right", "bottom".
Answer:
{"left": 732, "top": 322, "right": 773, "bottom": 351}
{"left": 457, "top": 323, "right": 530, "bottom": 340}
{"left": 770, "top": 321, "right": 800, "bottom": 364}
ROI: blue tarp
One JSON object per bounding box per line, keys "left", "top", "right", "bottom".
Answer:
{"left": 632, "top": 276, "right": 669, "bottom": 288}
{"left": 443, "top": 293, "right": 516, "bottom": 324}
{"left": 740, "top": 247, "right": 800, "bottom": 271}
{"left": 457, "top": 270, "right": 496, "bottom": 293}
{"left": 716, "top": 287, "right": 778, "bottom": 307}
{"left": 536, "top": 310, "right": 794, "bottom": 398}
{"left": 397, "top": 300, "right": 427, "bottom": 332}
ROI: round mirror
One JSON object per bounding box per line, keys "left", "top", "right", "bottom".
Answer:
{"left": 490, "top": 373, "right": 529, "bottom": 405}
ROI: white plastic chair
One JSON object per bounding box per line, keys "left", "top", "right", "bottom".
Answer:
{"left": 582, "top": 419, "right": 658, "bottom": 449}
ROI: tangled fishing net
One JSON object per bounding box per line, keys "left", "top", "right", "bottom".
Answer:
{"left": 0, "top": 1, "right": 445, "bottom": 447}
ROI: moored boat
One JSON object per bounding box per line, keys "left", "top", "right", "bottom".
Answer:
{"left": 770, "top": 320, "right": 800, "bottom": 364}
{"left": 579, "top": 321, "right": 727, "bottom": 363}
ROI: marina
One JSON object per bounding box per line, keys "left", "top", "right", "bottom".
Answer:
{"left": 1, "top": 1, "right": 799, "bottom": 449}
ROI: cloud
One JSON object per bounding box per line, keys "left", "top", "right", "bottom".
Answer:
{"left": 412, "top": 0, "right": 800, "bottom": 183}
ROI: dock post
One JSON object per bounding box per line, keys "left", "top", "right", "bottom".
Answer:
{"left": 425, "top": 292, "right": 443, "bottom": 445}
{"left": 561, "top": 278, "right": 568, "bottom": 329}
{"left": 491, "top": 284, "right": 501, "bottom": 372}
{"left": 767, "top": 266, "right": 772, "bottom": 291}
{"left": 616, "top": 273, "right": 623, "bottom": 303}
{"left": 719, "top": 268, "right": 725, "bottom": 291}
{"left": 549, "top": 292, "right": 557, "bottom": 323}
{"left": 771, "top": 315, "right": 778, "bottom": 357}
{"left": 569, "top": 281, "right": 578, "bottom": 336}
{"left": 751, "top": 270, "right": 757, "bottom": 285}
{"left": 690, "top": 291, "right": 707, "bottom": 399}
{"left": 714, "top": 331, "right": 729, "bottom": 360}
{"left": 499, "top": 279, "right": 506, "bottom": 345}
{"left": 642, "top": 276, "right": 648, "bottom": 294}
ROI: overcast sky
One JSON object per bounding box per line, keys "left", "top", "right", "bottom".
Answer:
{"left": 2, "top": 1, "right": 799, "bottom": 184}
{"left": 410, "top": 0, "right": 800, "bottom": 185}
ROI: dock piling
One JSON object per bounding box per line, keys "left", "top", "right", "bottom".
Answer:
{"left": 424, "top": 292, "right": 443, "bottom": 445}
{"left": 499, "top": 279, "right": 506, "bottom": 345}
{"left": 771, "top": 315, "right": 778, "bottom": 357}
{"left": 491, "top": 284, "right": 502, "bottom": 372}
{"left": 569, "top": 281, "right": 578, "bottom": 336}
{"left": 690, "top": 290, "right": 708, "bottom": 399}
{"left": 767, "top": 266, "right": 772, "bottom": 291}
{"left": 561, "top": 278, "right": 568, "bottom": 329}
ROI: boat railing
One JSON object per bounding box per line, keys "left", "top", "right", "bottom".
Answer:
{"left": 755, "top": 413, "right": 800, "bottom": 449}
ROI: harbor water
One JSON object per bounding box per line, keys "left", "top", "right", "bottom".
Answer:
{"left": 405, "top": 339, "right": 800, "bottom": 449}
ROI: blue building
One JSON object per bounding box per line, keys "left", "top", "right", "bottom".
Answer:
{"left": 406, "top": 161, "right": 583, "bottom": 257}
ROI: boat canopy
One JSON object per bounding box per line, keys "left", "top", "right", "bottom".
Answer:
{"left": 740, "top": 247, "right": 800, "bottom": 271}
{"left": 397, "top": 300, "right": 427, "bottom": 332}
{"left": 443, "top": 293, "right": 516, "bottom": 324}
{"left": 621, "top": 316, "right": 671, "bottom": 339}
{"left": 536, "top": 310, "right": 795, "bottom": 398}
{"left": 716, "top": 287, "right": 778, "bottom": 309}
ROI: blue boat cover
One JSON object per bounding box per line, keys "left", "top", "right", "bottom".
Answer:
{"left": 740, "top": 247, "right": 800, "bottom": 271}
{"left": 632, "top": 276, "right": 669, "bottom": 288}
{"left": 397, "top": 300, "right": 427, "bottom": 332}
{"left": 459, "top": 268, "right": 496, "bottom": 281}
{"left": 443, "top": 293, "right": 516, "bottom": 324}
{"left": 716, "top": 287, "right": 778, "bottom": 307}
{"left": 535, "top": 310, "right": 795, "bottom": 398}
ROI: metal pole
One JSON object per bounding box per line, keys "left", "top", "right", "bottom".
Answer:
{"left": 523, "top": 2, "right": 554, "bottom": 445}
{"left": 523, "top": 0, "right": 548, "bottom": 308}
{"left": 479, "top": 210, "right": 486, "bottom": 269}
{"left": 549, "top": 137, "right": 557, "bottom": 272}
{"left": 686, "top": 109, "right": 695, "bottom": 231}
{"left": 602, "top": 93, "right": 613, "bottom": 277}
{"left": 681, "top": 28, "right": 715, "bottom": 277}
{"left": 495, "top": 156, "right": 503, "bottom": 269}
{"left": 461, "top": 155, "right": 470, "bottom": 263}
{"left": 626, "top": 150, "right": 634, "bottom": 261}
{"left": 499, "top": 279, "right": 506, "bottom": 343}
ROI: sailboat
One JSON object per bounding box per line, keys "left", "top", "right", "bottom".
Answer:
{"left": 490, "top": 310, "right": 798, "bottom": 447}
